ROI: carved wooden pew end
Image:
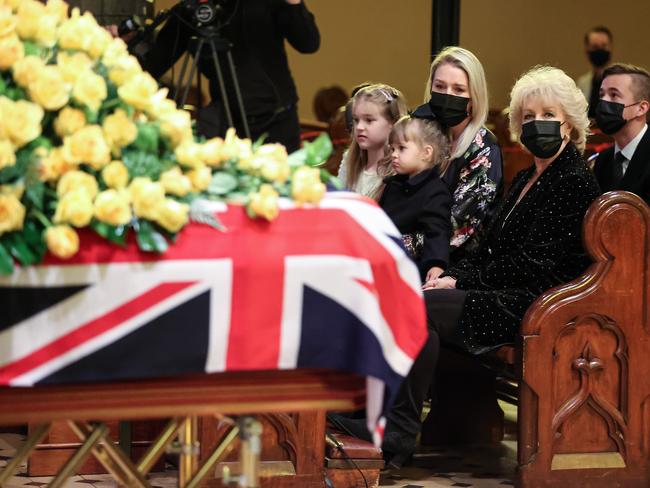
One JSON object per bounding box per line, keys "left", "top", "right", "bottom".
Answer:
{"left": 421, "top": 192, "right": 650, "bottom": 488}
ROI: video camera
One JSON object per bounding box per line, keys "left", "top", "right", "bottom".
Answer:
{"left": 118, "top": 0, "right": 229, "bottom": 37}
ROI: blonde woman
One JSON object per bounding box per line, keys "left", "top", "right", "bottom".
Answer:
{"left": 338, "top": 84, "right": 408, "bottom": 200}
{"left": 334, "top": 66, "right": 601, "bottom": 469}
{"left": 423, "top": 46, "right": 503, "bottom": 264}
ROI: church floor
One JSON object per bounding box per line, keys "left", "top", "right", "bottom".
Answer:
{"left": 0, "top": 403, "right": 517, "bottom": 487}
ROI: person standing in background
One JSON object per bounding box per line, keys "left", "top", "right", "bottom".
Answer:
{"left": 577, "top": 26, "right": 613, "bottom": 119}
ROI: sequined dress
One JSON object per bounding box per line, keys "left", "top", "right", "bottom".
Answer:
{"left": 444, "top": 143, "right": 601, "bottom": 352}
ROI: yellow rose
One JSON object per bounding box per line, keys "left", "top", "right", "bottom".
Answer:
{"left": 45, "top": 225, "right": 79, "bottom": 259}
{"left": 187, "top": 164, "right": 212, "bottom": 192}
{"left": 174, "top": 141, "right": 204, "bottom": 169}
{"left": 154, "top": 198, "right": 189, "bottom": 233}
{"left": 291, "top": 167, "right": 326, "bottom": 206}
{"left": 12, "top": 55, "right": 44, "bottom": 88}
{"left": 34, "top": 14, "right": 59, "bottom": 48}
{"left": 56, "top": 51, "right": 93, "bottom": 84}
{"left": 107, "top": 54, "right": 142, "bottom": 87}
{"left": 54, "top": 189, "right": 94, "bottom": 227}
{"left": 0, "top": 139, "right": 15, "bottom": 170}
{"left": 57, "top": 9, "right": 96, "bottom": 53}
{"left": 0, "top": 193, "right": 25, "bottom": 235}
{"left": 57, "top": 169, "right": 98, "bottom": 198}
{"left": 15, "top": 1, "right": 45, "bottom": 40}
{"left": 0, "top": 182, "right": 24, "bottom": 199}
{"left": 94, "top": 189, "right": 132, "bottom": 226}
{"left": 256, "top": 144, "right": 290, "bottom": 183}
{"left": 87, "top": 22, "right": 112, "bottom": 59}
{"left": 102, "top": 109, "right": 137, "bottom": 150}
{"left": 62, "top": 125, "right": 111, "bottom": 170}
{"left": 102, "top": 37, "right": 128, "bottom": 69}
{"left": 39, "top": 147, "right": 77, "bottom": 182}
{"left": 160, "top": 166, "right": 192, "bottom": 197}
{"left": 146, "top": 88, "right": 176, "bottom": 119}
{"left": 54, "top": 107, "right": 86, "bottom": 138}
{"left": 45, "top": 0, "right": 69, "bottom": 23}
{"left": 72, "top": 70, "right": 107, "bottom": 111}
{"left": 29, "top": 65, "right": 71, "bottom": 111}
{"left": 201, "top": 138, "right": 225, "bottom": 167}
{"left": 117, "top": 72, "right": 158, "bottom": 111}
{"left": 2, "top": 98, "right": 43, "bottom": 148}
{"left": 0, "top": 6, "right": 17, "bottom": 37}
{"left": 129, "top": 177, "right": 165, "bottom": 220}
{"left": 249, "top": 184, "right": 280, "bottom": 221}
{"left": 220, "top": 129, "right": 253, "bottom": 169}
{"left": 159, "top": 109, "right": 193, "bottom": 148}
{"left": 0, "top": 1, "right": 21, "bottom": 13}
{"left": 101, "top": 160, "right": 129, "bottom": 189}
{"left": 0, "top": 34, "right": 24, "bottom": 71}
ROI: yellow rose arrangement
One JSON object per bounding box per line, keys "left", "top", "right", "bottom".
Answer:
{"left": 0, "top": 1, "right": 336, "bottom": 275}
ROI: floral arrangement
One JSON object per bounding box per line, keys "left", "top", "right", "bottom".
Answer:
{"left": 0, "top": 0, "right": 336, "bottom": 276}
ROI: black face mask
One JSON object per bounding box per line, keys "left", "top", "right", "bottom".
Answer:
{"left": 520, "top": 120, "right": 565, "bottom": 159}
{"left": 594, "top": 99, "right": 641, "bottom": 135}
{"left": 428, "top": 91, "right": 470, "bottom": 127}
{"left": 588, "top": 49, "right": 611, "bottom": 68}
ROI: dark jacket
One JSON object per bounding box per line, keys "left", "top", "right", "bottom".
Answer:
{"left": 141, "top": 0, "right": 320, "bottom": 119}
{"left": 593, "top": 127, "right": 650, "bottom": 205}
{"left": 379, "top": 168, "right": 451, "bottom": 278}
{"left": 445, "top": 143, "right": 601, "bottom": 352}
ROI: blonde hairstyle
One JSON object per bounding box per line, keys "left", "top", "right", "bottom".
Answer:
{"left": 508, "top": 66, "right": 589, "bottom": 153}
{"left": 423, "top": 46, "right": 489, "bottom": 160}
{"left": 342, "top": 83, "right": 407, "bottom": 196}
{"left": 389, "top": 116, "right": 451, "bottom": 174}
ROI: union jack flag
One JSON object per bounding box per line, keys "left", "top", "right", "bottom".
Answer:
{"left": 0, "top": 192, "right": 427, "bottom": 438}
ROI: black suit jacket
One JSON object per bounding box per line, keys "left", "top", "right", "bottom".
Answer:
{"left": 594, "top": 127, "right": 650, "bottom": 205}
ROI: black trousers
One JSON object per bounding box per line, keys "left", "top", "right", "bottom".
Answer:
{"left": 386, "top": 288, "right": 467, "bottom": 439}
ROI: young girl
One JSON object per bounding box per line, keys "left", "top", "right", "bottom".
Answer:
{"left": 338, "top": 84, "right": 407, "bottom": 200}
{"left": 379, "top": 114, "right": 452, "bottom": 282}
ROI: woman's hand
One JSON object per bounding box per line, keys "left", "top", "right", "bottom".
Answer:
{"left": 422, "top": 276, "right": 457, "bottom": 290}
{"left": 425, "top": 266, "right": 444, "bottom": 283}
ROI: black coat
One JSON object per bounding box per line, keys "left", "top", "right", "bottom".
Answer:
{"left": 379, "top": 168, "right": 451, "bottom": 277}
{"left": 445, "top": 143, "right": 601, "bottom": 352}
{"left": 593, "top": 127, "right": 650, "bottom": 205}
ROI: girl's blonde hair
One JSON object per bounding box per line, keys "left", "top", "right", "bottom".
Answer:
{"left": 508, "top": 66, "right": 589, "bottom": 153}
{"left": 342, "top": 83, "right": 407, "bottom": 196}
{"left": 423, "top": 46, "right": 489, "bottom": 160}
{"left": 390, "top": 116, "right": 451, "bottom": 174}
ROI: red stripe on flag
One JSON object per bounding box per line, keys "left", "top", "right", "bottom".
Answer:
{"left": 0, "top": 282, "right": 196, "bottom": 384}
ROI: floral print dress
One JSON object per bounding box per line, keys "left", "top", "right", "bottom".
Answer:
{"left": 442, "top": 127, "right": 503, "bottom": 262}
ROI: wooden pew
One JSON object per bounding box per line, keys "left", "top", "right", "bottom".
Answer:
{"left": 423, "top": 191, "right": 650, "bottom": 488}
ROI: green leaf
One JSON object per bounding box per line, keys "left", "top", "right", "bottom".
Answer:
{"left": 189, "top": 199, "right": 226, "bottom": 231}
{"left": 23, "top": 41, "right": 44, "bottom": 57}
{"left": 321, "top": 170, "right": 344, "bottom": 190}
{"left": 0, "top": 241, "right": 14, "bottom": 275}
{"left": 92, "top": 221, "right": 128, "bottom": 246}
{"left": 208, "top": 172, "right": 238, "bottom": 195}
{"left": 252, "top": 134, "right": 268, "bottom": 151}
{"left": 304, "top": 134, "right": 333, "bottom": 167}
{"left": 6, "top": 233, "right": 38, "bottom": 266}
{"left": 135, "top": 220, "right": 169, "bottom": 253}
{"left": 122, "top": 150, "right": 171, "bottom": 180}
{"left": 21, "top": 220, "right": 46, "bottom": 262}
{"left": 0, "top": 76, "right": 6, "bottom": 96}
{"left": 133, "top": 123, "right": 160, "bottom": 154}
{"left": 25, "top": 180, "right": 45, "bottom": 211}
{"left": 287, "top": 148, "right": 307, "bottom": 168}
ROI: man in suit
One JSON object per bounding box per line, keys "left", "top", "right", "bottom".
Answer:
{"left": 576, "top": 26, "right": 614, "bottom": 118}
{"left": 594, "top": 64, "right": 650, "bottom": 205}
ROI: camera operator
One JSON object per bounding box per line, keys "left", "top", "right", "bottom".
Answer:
{"left": 138, "top": 0, "right": 320, "bottom": 153}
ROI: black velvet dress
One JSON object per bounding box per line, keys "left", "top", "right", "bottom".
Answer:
{"left": 445, "top": 142, "right": 601, "bottom": 352}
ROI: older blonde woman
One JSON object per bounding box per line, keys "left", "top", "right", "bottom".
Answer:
{"left": 333, "top": 66, "right": 601, "bottom": 469}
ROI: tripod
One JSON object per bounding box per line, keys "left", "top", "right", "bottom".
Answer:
{"left": 127, "top": 4, "right": 251, "bottom": 139}
{"left": 174, "top": 23, "right": 251, "bottom": 139}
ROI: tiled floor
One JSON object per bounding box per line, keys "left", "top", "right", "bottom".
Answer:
{"left": 0, "top": 403, "right": 517, "bottom": 487}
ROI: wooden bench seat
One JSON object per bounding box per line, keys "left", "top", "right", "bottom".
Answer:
{"left": 422, "top": 191, "right": 650, "bottom": 488}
